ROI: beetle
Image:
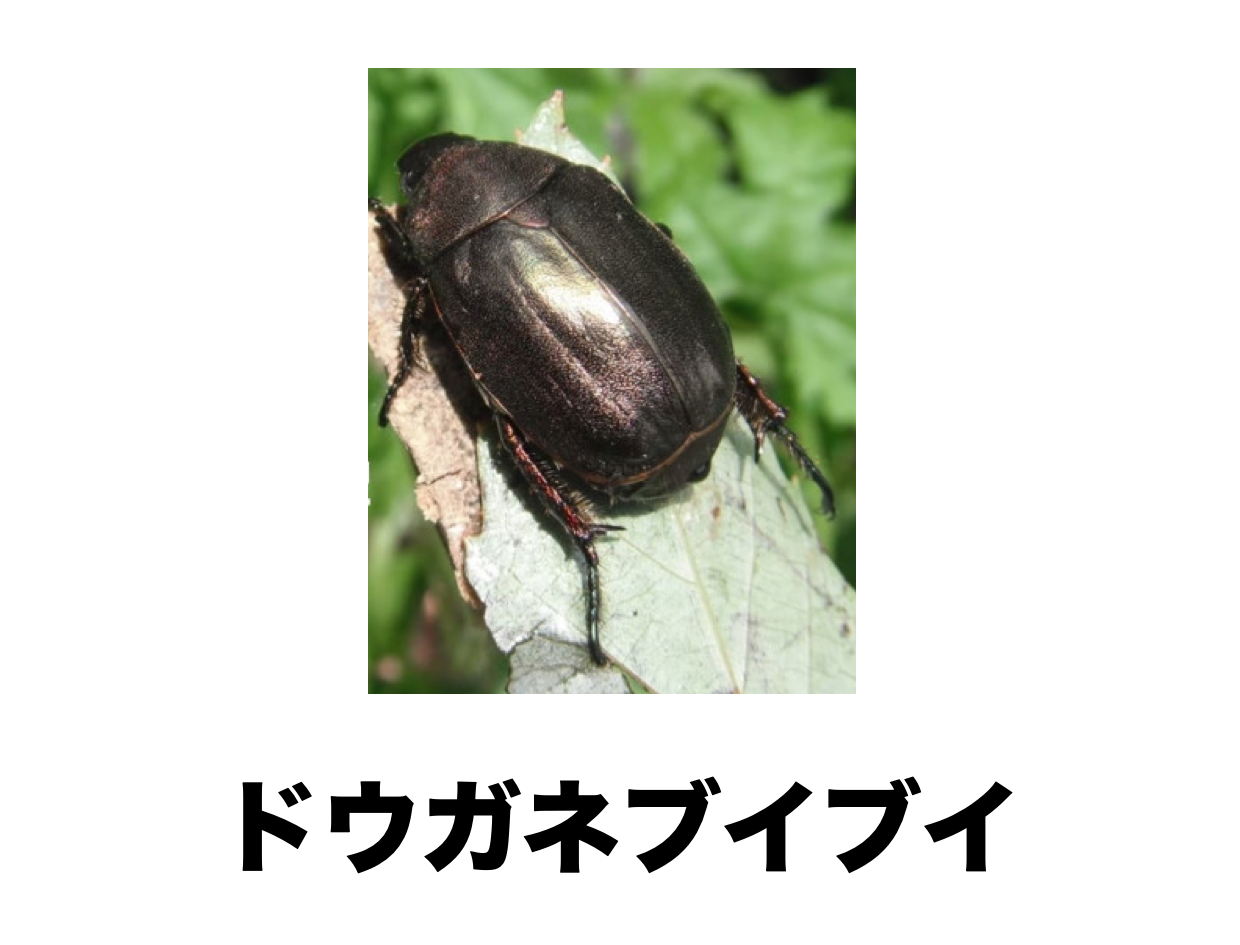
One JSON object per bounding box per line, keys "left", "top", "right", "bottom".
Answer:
{"left": 369, "top": 132, "right": 834, "bottom": 667}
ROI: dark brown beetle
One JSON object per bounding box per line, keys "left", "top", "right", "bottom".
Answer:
{"left": 370, "top": 133, "right": 833, "bottom": 666}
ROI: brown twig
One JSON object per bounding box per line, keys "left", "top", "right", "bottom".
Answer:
{"left": 367, "top": 208, "right": 486, "bottom": 607}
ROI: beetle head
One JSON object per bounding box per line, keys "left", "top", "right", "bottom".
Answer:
{"left": 397, "top": 133, "right": 475, "bottom": 198}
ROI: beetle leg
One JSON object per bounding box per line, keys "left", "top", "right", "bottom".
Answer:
{"left": 496, "top": 417, "right": 622, "bottom": 666}
{"left": 378, "top": 277, "right": 430, "bottom": 427}
{"left": 368, "top": 198, "right": 419, "bottom": 270}
{"left": 734, "top": 361, "right": 836, "bottom": 517}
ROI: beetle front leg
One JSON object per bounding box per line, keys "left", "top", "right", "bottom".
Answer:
{"left": 378, "top": 277, "right": 430, "bottom": 428}
{"left": 496, "top": 417, "right": 622, "bottom": 666}
{"left": 734, "top": 361, "right": 836, "bottom": 517}
{"left": 368, "top": 198, "right": 419, "bottom": 270}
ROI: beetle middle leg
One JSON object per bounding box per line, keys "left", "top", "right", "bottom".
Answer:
{"left": 377, "top": 276, "right": 430, "bottom": 428}
{"left": 496, "top": 417, "right": 622, "bottom": 666}
{"left": 734, "top": 361, "right": 836, "bottom": 517}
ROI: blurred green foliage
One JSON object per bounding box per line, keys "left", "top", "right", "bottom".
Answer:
{"left": 368, "top": 68, "right": 855, "bottom": 694}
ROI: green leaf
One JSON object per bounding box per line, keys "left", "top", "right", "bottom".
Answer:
{"left": 435, "top": 69, "right": 620, "bottom": 156}
{"left": 516, "top": 91, "right": 620, "bottom": 186}
{"left": 729, "top": 90, "right": 856, "bottom": 213}
{"left": 467, "top": 418, "right": 856, "bottom": 694}
{"left": 627, "top": 88, "right": 729, "bottom": 202}
{"left": 368, "top": 496, "right": 423, "bottom": 655}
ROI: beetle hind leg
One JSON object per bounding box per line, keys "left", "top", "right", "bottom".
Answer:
{"left": 377, "top": 277, "right": 430, "bottom": 427}
{"left": 496, "top": 417, "right": 622, "bottom": 666}
{"left": 734, "top": 361, "right": 836, "bottom": 517}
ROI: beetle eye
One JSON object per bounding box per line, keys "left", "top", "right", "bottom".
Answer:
{"left": 688, "top": 461, "right": 711, "bottom": 483}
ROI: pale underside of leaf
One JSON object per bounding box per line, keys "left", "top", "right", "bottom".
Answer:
{"left": 466, "top": 416, "right": 856, "bottom": 694}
